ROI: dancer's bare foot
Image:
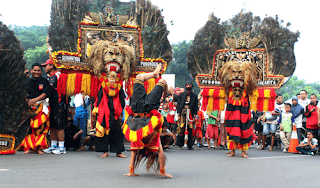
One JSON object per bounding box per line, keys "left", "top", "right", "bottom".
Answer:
{"left": 269, "top": 147, "right": 273, "bottom": 151}
{"left": 259, "top": 147, "right": 265, "bottom": 150}
{"left": 241, "top": 152, "right": 249, "bottom": 158}
{"left": 124, "top": 173, "right": 139, "bottom": 176}
{"left": 153, "top": 63, "right": 162, "bottom": 79}
{"left": 23, "top": 150, "right": 31, "bottom": 154}
{"left": 226, "top": 151, "right": 231, "bottom": 154}
{"left": 227, "top": 150, "right": 235, "bottom": 157}
{"left": 101, "top": 152, "right": 108, "bottom": 157}
{"left": 116, "top": 153, "right": 126, "bottom": 158}
{"left": 159, "top": 173, "right": 173, "bottom": 178}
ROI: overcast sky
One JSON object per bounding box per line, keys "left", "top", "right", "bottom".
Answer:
{"left": 0, "top": 0, "right": 319, "bottom": 84}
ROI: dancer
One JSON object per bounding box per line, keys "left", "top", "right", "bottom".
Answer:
{"left": 219, "top": 61, "right": 257, "bottom": 158}
{"left": 123, "top": 64, "right": 173, "bottom": 178}
{"left": 93, "top": 70, "right": 126, "bottom": 158}
{"left": 176, "top": 82, "right": 198, "bottom": 150}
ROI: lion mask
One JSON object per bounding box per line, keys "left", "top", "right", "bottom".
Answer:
{"left": 89, "top": 40, "right": 135, "bottom": 81}
{"left": 218, "top": 60, "right": 257, "bottom": 97}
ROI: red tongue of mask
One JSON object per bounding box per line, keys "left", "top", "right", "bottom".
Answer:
{"left": 110, "top": 66, "right": 117, "bottom": 72}
{"left": 233, "top": 82, "right": 241, "bottom": 87}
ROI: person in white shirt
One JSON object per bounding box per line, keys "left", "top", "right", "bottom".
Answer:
{"left": 275, "top": 94, "right": 285, "bottom": 113}
{"left": 298, "top": 90, "right": 311, "bottom": 130}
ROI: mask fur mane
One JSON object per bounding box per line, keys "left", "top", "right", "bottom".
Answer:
{"left": 218, "top": 60, "right": 257, "bottom": 96}
{"left": 89, "top": 40, "right": 135, "bottom": 81}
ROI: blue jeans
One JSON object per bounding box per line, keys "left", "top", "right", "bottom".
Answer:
{"left": 296, "top": 146, "right": 316, "bottom": 155}
{"left": 262, "top": 123, "right": 276, "bottom": 135}
{"left": 73, "top": 112, "right": 87, "bottom": 139}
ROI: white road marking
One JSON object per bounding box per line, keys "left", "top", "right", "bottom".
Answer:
{"left": 0, "top": 169, "right": 9, "bottom": 171}
{"left": 249, "top": 155, "right": 309, "bottom": 160}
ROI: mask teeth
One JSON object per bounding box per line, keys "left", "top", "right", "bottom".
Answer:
{"left": 105, "top": 62, "right": 120, "bottom": 72}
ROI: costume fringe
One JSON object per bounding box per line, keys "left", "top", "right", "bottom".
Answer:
{"left": 81, "top": 74, "right": 91, "bottom": 96}
{"left": 254, "top": 88, "right": 276, "bottom": 112}
{"left": 66, "top": 74, "right": 76, "bottom": 96}
{"left": 57, "top": 73, "right": 68, "bottom": 96}
{"left": 144, "top": 77, "right": 161, "bottom": 94}
{"left": 201, "top": 88, "right": 226, "bottom": 112}
{"left": 201, "top": 88, "right": 276, "bottom": 112}
{"left": 134, "top": 148, "right": 166, "bottom": 172}
{"left": 227, "top": 136, "right": 249, "bottom": 151}
{"left": 55, "top": 70, "right": 162, "bottom": 99}
{"left": 90, "top": 75, "right": 100, "bottom": 98}
{"left": 74, "top": 73, "right": 83, "bottom": 94}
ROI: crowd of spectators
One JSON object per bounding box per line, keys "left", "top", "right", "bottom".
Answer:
{"left": 23, "top": 63, "right": 320, "bottom": 156}
{"left": 158, "top": 88, "right": 320, "bottom": 156}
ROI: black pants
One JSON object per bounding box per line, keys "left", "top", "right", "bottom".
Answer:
{"left": 297, "top": 128, "right": 302, "bottom": 142}
{"left": 130, "top": 81, "right": 164, "bottom": 113}
{"left": 95, "top": 119, "right": 125, "bottom": 153}
{"left": 176, "top": 127, "right": 194, "bottom": 149}
{"left": 296, "top": 146, "right": 316, "bottom": 155}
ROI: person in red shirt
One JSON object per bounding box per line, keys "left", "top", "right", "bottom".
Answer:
{"left": 194, "top": 102, "right": 205, "bottom": 148}
{"left": 305, "top": 94, "right": 319, "bottom": 141}
{"left": 167, "top": 99, "right": 178, "bottom": 144}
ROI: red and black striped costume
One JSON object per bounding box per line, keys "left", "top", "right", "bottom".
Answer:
{"left": 20, "top": 103, "right": 50, "bottom": 151}
{"left": 225, "top": 91, "right": 252, "bottom": 151}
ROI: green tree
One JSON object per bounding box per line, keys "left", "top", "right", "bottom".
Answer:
{"left": 24, "top": 44, "right": 49, "bottom": 68}
{"left": 8, "top": 25, "right": 48, "bottom": 50}
{"left": 9, "top": 25, "right": 49, "bottom": 68}
{"left": 166, "top": 40, "right": 199, "bottom": 94}
{"left": 277, "top": 76, "right": 320, "bottom": 101}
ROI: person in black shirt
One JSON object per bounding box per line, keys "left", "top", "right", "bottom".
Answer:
{"left": 176, "top": 82, "right": 198, "bottom": 150}
{"left": 65, "top": 120, "right": 83, "bottom": 151}
{"left": 20, "top": 63, "right": 51, "bottom": 154}
{"left": 42, "top": 59, "right": 68, "bottom": 154}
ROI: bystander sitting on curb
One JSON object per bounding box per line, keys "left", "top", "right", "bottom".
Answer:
{"left": 296, "top": 131, "right": 318, "bottom": 155}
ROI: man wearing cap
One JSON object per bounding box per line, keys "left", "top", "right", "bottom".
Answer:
{"left": 176, "top": 82, "right": 198, "bottom": 150}
{"left": 42, "top": 59, "right": 68, "bottom": 154}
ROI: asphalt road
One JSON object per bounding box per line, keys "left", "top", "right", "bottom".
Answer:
{"left": 1, "top": 144, "right": 319, "bottom": 188}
